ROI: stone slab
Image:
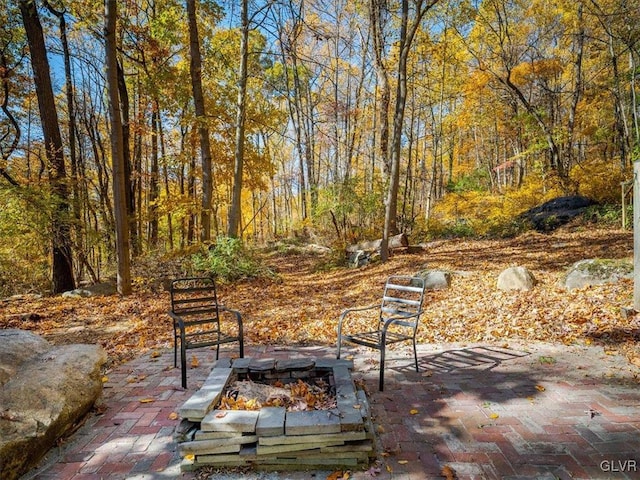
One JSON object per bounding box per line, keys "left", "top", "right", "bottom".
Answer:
{"left": 274, "top": 358, "right": 315, "bottom": 372}
{"left": 256, "top": 440, "right": 344, "bottom": 456}
{"left": 201, "top": 409, "right": 259, "bottom": 433}
{"left": 178, "top": 367, "right": 233, "bottom": 421}
{"left": 230, "top": 357, "right": 252, "bottom": 373}
{"left": 257, "top": 456, "right": 361, "bottom": 467}
{"left": 314, "top": 358, "right": 354, "bottom": 370}
{"left": 194, "top": 431, "right": 248, "bottom": 440}
{"left": 188, "top": 434, "right": 257, "bottom": 447}
{"left": 256, "top": 407, "right": 286, "bottom": 437}
{"left": 178, "top": 440, "right": 241, "bottom": 455}
{"left": 321, "top": 440, "right": 374, "bottom": 453}
{"left": 248, "top": 358, "right": 276, "bottom": 372}
{"left": 258, "top": 430, "right": 367, "bottom": 446}
{"left": 285, "top": 409, "right": 341, "bottom": 435}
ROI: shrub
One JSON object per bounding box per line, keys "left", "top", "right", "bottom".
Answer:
{"left": 190, "top": 236, "right": 274, "bottom": 282}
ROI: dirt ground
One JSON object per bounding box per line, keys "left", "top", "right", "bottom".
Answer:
{"left": 1, "top": 227, "right": 638, "bottom": 370}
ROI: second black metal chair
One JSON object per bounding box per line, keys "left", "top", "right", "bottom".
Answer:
{"left": 169, "top": 276, "right": 244, "bottom": 388}
{"left": 337, "top": 275, "right": 426, "bottom": 391}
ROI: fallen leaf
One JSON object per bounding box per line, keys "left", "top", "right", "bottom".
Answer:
{"left": 409, "top": 409, "right": 419, "bottom": 415}
{"left": 168, "top": 412, "right": 179, "bottom": 420}
{"left": 365, "top": 465, "right": 381, "bottom": 476}
{"left": 489, "top": 413, "right": 499, "bottom": 419}
{"left": 215, "top": 411, "right": 227, "bottom": 418}
{"left": 101, "top": 376, "right": 108, "bottom": 383}
{"left": 150, "top": 350, "right": 161, "bottom": 358}
{"left": 184, "top": 454, "right": 195, "bottom": 461}
{"left": 376, "top": 425, "right": 385, "bottom": 433}
{"left": 353, "top": 404, "right": 362, "bottom": 409}
{"left": 441, "top": 464, "right": 456, "bottom": 480}
{"left": 139, "top": 398, "right": 154, "bottom": 403}
{"left": 397, "top": 460, "right": 408, "bottom": 464}
{"left": 190, "top": 355, "right": 199, "bottom": 368}
{"left": 386, "top": 464, "right": 393, "bottom": 473}
{"left": 535, "top": 385, "right": 546, "bottom": 392}
{"left": 326, "top": 471, "right": 343, "bottom": 480}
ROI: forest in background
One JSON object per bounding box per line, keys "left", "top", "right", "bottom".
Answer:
{"left": 1, "top": 0, "right": 639, "bottom": 296}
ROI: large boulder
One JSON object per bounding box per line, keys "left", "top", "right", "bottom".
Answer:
{"left": 0, "top": 330, "right": 51, "bottom": 386}
{"left": 0, "top": 330, "right": 106, "bottom": 480}
{"left": 563, "top": 259, "right": 633, "bottom": 290}
{"left": 497, "top": 266, "right": 537, "bottom": 291}
{"left": 415, "top": 270, "right": 452, "bottom": 290}
{"left": 520, "top": 195, "right": 596, "bottom": 232}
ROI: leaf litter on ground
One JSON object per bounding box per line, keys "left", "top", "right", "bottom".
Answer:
{"left": 1, "top": 228, "right": 638, "bottom": 369}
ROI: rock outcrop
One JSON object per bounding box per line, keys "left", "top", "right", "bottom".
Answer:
{"left": 497, "top": 266, "right": 537, "bottom": 291}
{"left": 0, "top": 330, "right": 106, "bottom": 480}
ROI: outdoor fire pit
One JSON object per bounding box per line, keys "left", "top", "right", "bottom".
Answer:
{"left": 176, "top": 356, "right": 375, "bottom": 471}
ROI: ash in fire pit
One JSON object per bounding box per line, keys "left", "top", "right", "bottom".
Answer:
{"left": 221, "top": 358, "right": 337, "bottom": 412}
{"left": 176, "top": 356, "right": 374, "bottom": 471}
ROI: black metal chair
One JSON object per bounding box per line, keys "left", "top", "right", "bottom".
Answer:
{"left": 169, "top": 276, "right": 244, "bottom": 388}
{"left": 337, "top": 275, "right": 426, "bottom": 391}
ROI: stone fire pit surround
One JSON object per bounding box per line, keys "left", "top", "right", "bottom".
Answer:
{"left": 176, "top": 356, "right": 375, "bottom": 471}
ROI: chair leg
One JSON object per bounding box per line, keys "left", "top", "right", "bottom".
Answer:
{"left": 336, "top": 336, "right": 342, "bottom": 359}
{"left": 379, "top": 345, "right": 385, "bottom": 391}
{"left": 413, "top": 338, "right": 419, "bottom": 372}
{"left": 173, "top": 325, "right": 178, "bottom": 368}
{"left": 239, "top": 338, "right": 244, "bottom": 358}
{"left": 180, "top": 332, "right": 187, "bottom": 389}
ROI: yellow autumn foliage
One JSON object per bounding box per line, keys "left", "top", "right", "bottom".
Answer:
{"left": 570, "top": 159, "right": 629, "bottom": 204}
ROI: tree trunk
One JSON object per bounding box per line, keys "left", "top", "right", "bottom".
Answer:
{"left": 370, "top": 0, "right": 391, "bottom": 175}
{"left": 19, "top": 0, "right": 75, "bottom": 294}
{"left": 187, "top": 0, "right": 213, "bottom": 242}
{"left": 117, "top": 61, "right": 138, "bottom": 256}
{"left": 381, "top": 0, "right": 434, "bottom": 262}
{"left": 148, "top": 103, "right": 159, "bottom": 247}
{"left": 228, "top": 0, "right": 249, "bottom": 238}
{"left": 105, "top": 0, "right": 132, "bottom": 295}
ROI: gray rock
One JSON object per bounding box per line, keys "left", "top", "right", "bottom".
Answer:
{"left": 61, "top": 288, "right": 94, "bottom": 298}
{"left": 416, "top": 270, "right": 452, "bottom": 290}
{"left": 0, "top": 341, "right": 106, "bottom": 480}
{"left": 497, "top": 266, "right": 537, "bottom": 291}
{"left": 62, "top": 282, "right": 116, "bottom": 298}
{"left": 0, "top": 330, "right": 52, "bottom": 387}
{"left": 564, "top": 259, "right": 633, "bottom": 290}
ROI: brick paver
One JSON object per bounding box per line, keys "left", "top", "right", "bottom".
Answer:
{"left": 23, "top": 342, "right": 640, "bottom": 480}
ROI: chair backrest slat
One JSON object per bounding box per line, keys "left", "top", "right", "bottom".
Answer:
{"left": 380, "top": 275, "right": 425, "bottom": 322}
{"left": 170, "top": 277, "right": 219, "bottom": 318}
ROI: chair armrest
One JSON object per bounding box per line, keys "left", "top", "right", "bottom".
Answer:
{"left": 218, "top": 306, "right": 244, "bottom": 337}
{"left": 337, "top": 305, "right": 378, "bottom": 335}
{"left": 381, "top": 309, "right": 423, "bottom": 331}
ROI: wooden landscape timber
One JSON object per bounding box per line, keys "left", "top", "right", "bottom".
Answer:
{"left": 346, "top": 233, "right": 409, "bottom": 254}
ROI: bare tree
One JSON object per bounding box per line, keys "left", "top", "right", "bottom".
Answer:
{"left": 380, "top": 0, "right": 438, "bottom": 262}
{"left": 187, "top": 0, "right": 214, "bottom": 242}
{"left": 19, "top": 0, "right": 75, "bottom": 293}
{"left": 105, "top": 0, "right": 132, "bottom": 295}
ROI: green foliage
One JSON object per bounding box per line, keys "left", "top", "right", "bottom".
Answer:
{"left": 0, "top": 188, "right": 53, "bottom": 296}
{"left": 446, "top": 168, "right": 490, "bottom": 193}
{"left": 191, "top": 236, "right": 274, "bottom": 282}
{"left": 583, "top": 204, "right": 631, "bottom": 229}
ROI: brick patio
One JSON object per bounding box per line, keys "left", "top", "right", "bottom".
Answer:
{"left": 23, "top": 341, "right": 640, "bottom": 480}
